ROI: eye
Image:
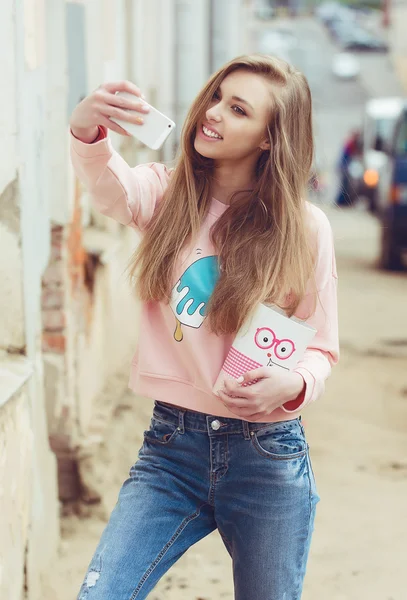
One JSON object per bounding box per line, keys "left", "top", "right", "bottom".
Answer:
{"left": 232, "top": 105, "right": 246, "bottom": 116}
{"left": 274, "top": 340, "right": 296, "bottom": 360}
{"left": 254, "top": 328, "right": 275, "bottom": 350}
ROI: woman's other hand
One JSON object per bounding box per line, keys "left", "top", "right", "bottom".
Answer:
{"left": 217, "top": 367, "right": 305, "bottom": 421}
{"left": 70, "top": 80, "right": 149, "bottom": 143}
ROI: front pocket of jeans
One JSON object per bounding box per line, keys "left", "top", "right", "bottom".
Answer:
{"left": 251, "top": 422, "right": 307, "bottom": 460}
{"left": 143, "top": 417, "right": 180, "bottom": 446}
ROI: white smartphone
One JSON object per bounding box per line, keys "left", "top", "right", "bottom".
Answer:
{"left": 111, "top": 91, "right": 176, "bottom": 150}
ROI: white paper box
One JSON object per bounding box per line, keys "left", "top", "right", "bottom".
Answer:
{"left": 213, "top": 304, "right": 316, "bottom": 394}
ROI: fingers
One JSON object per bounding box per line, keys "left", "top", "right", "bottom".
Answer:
{"left": 218, "top": 390, "right": 252, "bottom": 406}
{"left": 219, "top": 393, "right": 251, "bottom": 406}
{"left": 217, "top": 391, "right": 251, "bottom": 410}
{"left": 218, "top": 391, "right": 260, "bottom": 418}
{"left": 242, "top": 368, "right": 268, "bottom": 382}
{"left": 102, "top": 80, "right": 143, "bottom": 97}
{"left": 98, "top": 116, "right": 132, "bottom": 137}
{"left": 102, "top": 104, "right": 145, "bottom": 126}
{"left": 223, "top": 378, "right": 241, "bottom": 394}
{"left": 106, "top": 92, "right": 150, "bottom": 114}
{"left": 223, "top": 378, "right": 253, "bottom": 398}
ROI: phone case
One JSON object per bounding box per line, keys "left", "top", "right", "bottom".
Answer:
{"left": 111, "top": 91, "right": 176, "bottom": 150}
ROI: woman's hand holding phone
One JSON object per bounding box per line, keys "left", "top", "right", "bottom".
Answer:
{"left": 70, "top": 80, "right": 149, "bottom": 143}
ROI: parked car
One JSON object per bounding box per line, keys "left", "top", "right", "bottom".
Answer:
{"left": 361, "top": 97, "right": 405, "bottom": 213}
{"left": 341, "top": 28, "right": 388, "bottom": 52}
{"left": 328, "top": 13, "right": 357, "bottom": 41}
{"left": 317, "top": 2, "right": 388, "bottom": 52}
{"left": 317, "top": 2, "right": 353, "bottom": 27}
{"left": 331, "top": 52, "right": 360, "bottom": 80}
{"left": 374, "top": 101, "right": 407, "bottom": 269}
{"left": 316, "top": 1, "right": 341, "bottom": 22}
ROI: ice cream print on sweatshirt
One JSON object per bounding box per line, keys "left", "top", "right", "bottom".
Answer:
{"left": 169, "top": 253, "right": 220, "bottom": 342}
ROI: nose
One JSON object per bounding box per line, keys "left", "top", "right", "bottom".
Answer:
{"left": 205, "top": 105, "right": 221, "bottom": 123}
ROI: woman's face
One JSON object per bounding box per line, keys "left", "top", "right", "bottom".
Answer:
{"left": 194, "top": 70, "right": 272, "bottom": 162}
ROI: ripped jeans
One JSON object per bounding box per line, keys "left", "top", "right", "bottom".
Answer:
{"left": 78, "top": 401, "right": 320, "bottom": 600}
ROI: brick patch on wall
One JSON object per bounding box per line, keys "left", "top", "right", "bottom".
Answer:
{"left": 41, "top": 178, "right": 96, "bottom": 355}
{"left": 41, "top": 224, "right": 66, "bottom": 354}
{"left": 41, "top": 178, "right": 101, "bottom": 501}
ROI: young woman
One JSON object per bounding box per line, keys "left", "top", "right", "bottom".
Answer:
{"left": 70, "top": 54, "right": 339, "bottom": 600}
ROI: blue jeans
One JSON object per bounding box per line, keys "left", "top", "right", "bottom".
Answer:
{"left": 78, "top": 401, "right": 320, "bottom": 600}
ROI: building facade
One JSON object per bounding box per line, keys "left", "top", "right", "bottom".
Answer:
{"left": 0, "top": 1, "right": 246, "bottom": 598}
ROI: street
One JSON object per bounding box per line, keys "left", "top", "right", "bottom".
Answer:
{"left": 42, "top": 15, "right": 407, "bottom": 600}
{"left": 252, "top": 15, "right": 404, "bottom": 204}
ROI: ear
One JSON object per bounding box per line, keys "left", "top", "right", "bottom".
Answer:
{"left": 259, "top": 139, "right": 271, "bottom": 151}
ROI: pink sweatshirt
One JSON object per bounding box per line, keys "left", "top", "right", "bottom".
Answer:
{"left": 70, "top": 127, "right": 339, "bottom": 422}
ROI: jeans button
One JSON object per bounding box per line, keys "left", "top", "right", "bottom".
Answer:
{"left": 211, "top": 419, "right": 221, "bottom": 430}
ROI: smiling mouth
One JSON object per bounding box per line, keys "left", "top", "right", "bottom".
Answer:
{"left": 267, "top": 358, "right": 289, "bottom": 370}
{"left": 201, "top": 124, "right": 223, "bottom": 140}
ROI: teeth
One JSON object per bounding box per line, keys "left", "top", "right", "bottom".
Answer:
{"left": 203, "top": 125, "right": 222, "bottom": 139}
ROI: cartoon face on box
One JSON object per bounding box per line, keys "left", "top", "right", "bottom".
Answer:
{"left": 213, "top": 304, "right": 316, "bottom": 392}
{"left": 231, "top": 305, "right": 314, "bottom": 372}
{"left": 253, "top": 327, "right": 296, "bottom": 368}
{"left": 233, "top": 326, "right": 297, "bottom": 372}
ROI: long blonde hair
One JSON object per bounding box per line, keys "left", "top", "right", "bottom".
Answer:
{"left": 127, "top": 54, "right": 316, "bottom": 335}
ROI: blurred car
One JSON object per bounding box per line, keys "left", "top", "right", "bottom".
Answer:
{"left": 316, "top": 1, "right": 342, "bottom": 23}
{"left": 317, "top": 2, "right": 354, "bottom": 27}
{"left": 318, "top": 2, "right": 387, "bottom": 53}
{"left": 341, "top": 28, "right": 388, "bottom": 52}
{"left": 362, "top": 97, "right": 405, "bottom": 213}
{"left": 328, "top": 12, "right": 356, "bottom": 41}
{"left": 331, "top": 53, "right": 360, "bottom": 79}
{"left": 374, "top": 100, "right": 407, "bottom": 269}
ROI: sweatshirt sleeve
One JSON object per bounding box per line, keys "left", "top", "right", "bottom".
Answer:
{"left": 70, "top": 126, "right": 171, "bottom": 230}
{"left": 281, "top": 206, "right": 339, "bottom": 413}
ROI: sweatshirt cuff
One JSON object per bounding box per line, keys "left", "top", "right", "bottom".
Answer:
{"left": 70, "top": 126, "right": 111, "bottom": 158}
{"left": 281, "top": 368, "right": 315, "bottom": 413}
{"left": 90, "top": 125, "right": 108, "bottom": 143}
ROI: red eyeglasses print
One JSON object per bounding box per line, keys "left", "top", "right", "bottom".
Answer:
{"left": 254, "top": 327, "right": 296, "bottom": 360}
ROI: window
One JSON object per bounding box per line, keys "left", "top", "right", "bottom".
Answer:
{"left": 394, "top": 113, "right": 407, "bottom": 156}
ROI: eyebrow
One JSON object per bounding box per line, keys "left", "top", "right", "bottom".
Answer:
{"left": 218, "top": 85, "right": 255, "bottom": 112}
{"left": 231, "top": 95, "right": 255, "bottom": 111}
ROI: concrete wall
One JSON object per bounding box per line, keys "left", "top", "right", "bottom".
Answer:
{"left": 0, "top": 1, "right": 60, "bottom": 598}
{"left": 0, "top": 0, "right": 245, "bottom": 597}
{"left": 42, "top": 0, "right": 158, "bottom": 504}
{"left": 0, "top": 369, "right": 32, "bottom": 600}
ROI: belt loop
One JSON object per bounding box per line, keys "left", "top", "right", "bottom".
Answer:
{"left": 178, "top": 409, "right": 185, "bottom": 434}
{"left": 242, "top": 420, "right": 250, "bottom": 440}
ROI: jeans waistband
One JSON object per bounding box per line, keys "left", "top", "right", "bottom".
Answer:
{"left": 153, "top": 400, "right": 301, "bottom": 438}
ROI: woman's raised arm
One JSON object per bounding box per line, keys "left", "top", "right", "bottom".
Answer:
{"left": 69, "top": 81, "right": 171, "bottom": 230}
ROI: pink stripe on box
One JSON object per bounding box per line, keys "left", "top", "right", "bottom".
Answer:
{"left": 223, "top": 346, "right": 262, "bottom": 379}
